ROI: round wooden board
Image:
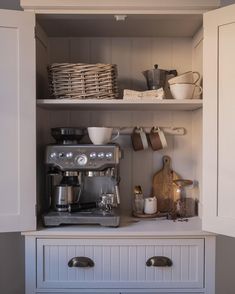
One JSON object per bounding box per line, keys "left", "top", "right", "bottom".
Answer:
{"left": 132, "top": 212, "right": 167, "bottom": 218}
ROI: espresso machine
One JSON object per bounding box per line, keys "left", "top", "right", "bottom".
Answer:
{"left": 43, "top": 128, "right": 122, "bottom": 227}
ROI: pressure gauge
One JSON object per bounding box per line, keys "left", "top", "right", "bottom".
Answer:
{"left": 76, "top": 154, "right": 88, "bottom": 166}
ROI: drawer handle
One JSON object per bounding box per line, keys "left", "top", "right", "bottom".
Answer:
{"left": 146, "top": 256, "right": 173, "bottom": 267}
{"left": 68, "top": 257, "right": 95, "bottom": 268}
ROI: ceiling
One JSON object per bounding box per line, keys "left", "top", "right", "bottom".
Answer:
{"left": 37, "top": 14, "right": 203, "bottom": 38}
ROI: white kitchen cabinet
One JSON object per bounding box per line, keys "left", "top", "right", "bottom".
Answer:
{"left": 1, "top": 1, "right": 235, "bottom": 293}
{"left": 203, "top": 4, "right": 235, "bottom": 237}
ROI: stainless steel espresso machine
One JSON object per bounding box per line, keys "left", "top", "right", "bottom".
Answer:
{"left": 43, "top": 128, "right": 122, "bottom": 227}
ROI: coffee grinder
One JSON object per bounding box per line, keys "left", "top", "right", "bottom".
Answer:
{"left": 43, "top": 127, "right": 122, "bottom": 227}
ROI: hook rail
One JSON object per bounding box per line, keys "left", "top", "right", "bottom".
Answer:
{"left": 117, "top": 127, "right": 185, "bottom": 135}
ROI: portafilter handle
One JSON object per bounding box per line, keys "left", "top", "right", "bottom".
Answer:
{"left": 68, "top": 202, "right": 97, "bottom": 213}
{"left": 115, "top": 185, "right": 120, "bottom": 205}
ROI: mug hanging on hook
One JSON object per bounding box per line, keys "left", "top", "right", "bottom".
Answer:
{"left": 149, "top": 127, "right": 167, "bottom": 151}
{"left": 131, "top": 127, "right": 148, "bottom": 151}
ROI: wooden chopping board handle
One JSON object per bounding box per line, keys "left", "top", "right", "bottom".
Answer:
{"left": 162, "top": 155, "right": 171, "bottom": 169}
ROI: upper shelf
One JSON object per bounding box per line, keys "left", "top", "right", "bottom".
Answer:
{"left": 37, "top": 98, "right": 202, "bottom": 111}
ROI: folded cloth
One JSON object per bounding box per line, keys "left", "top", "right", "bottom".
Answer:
{"left": 123, "top": 88, "right": 165, "bottom": 100}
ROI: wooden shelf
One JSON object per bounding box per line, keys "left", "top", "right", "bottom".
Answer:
{"left": 37, "top": 98, "right": 203, "bottom": 111}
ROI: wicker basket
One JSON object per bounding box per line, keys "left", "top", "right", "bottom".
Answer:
{"left": 48, "top": 63, "right": 119, "bottom": 99}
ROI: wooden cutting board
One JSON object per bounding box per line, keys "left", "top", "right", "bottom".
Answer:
{"left": 152, "top": 155, "right": 180, "bottom": 212}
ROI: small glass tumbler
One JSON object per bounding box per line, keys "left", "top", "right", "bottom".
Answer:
{"left": 133, "top": 194, "right": 145, "bottom": 214}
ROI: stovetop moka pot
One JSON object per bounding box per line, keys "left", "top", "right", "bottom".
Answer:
{"left": 142, "top": 64, "right": 177, "bottom": 90}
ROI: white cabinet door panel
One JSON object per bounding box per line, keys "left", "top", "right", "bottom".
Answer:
{"left": 0, "top": 10, "right": 36, "bottom": 232}
{"left": 218, "top": 22, "right": 235, "bottom": 219}
{"left": 203, "top": 4, "right": 235, "bottom": 236}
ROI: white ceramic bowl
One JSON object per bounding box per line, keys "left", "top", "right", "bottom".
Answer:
{"left": 168, "top": 71, "right": 201, "bottom": 85}
{"left": 170, "top": 83, "right": 202, "bottom": 100}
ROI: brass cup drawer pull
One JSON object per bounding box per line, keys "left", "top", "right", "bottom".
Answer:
{"left": 68, "top": 256, "right": 95, "bottom": 268}
{"left": 146, "top": 256, "right": 173, "bottom": 267}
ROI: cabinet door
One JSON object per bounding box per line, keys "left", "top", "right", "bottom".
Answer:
{"left": 0, "top": 10, "right": 36, "bottom": 232}
{"left": 203, "top": 4, "right": 235, "bottom": 237}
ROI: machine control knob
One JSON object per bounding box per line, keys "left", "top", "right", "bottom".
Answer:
{"left": 76, "top": 154, "right": 88, "bottom": 166}
{"left": 66, "top": 152, "right": 73, "bottom": 159}
{"left": 106, "top": 152, "right": 113, "bottom": 159}
{"left": 58, "top": 152, "right": 65, "bottom": 158}
{"left": 89, "top": 152, "right": 97, "bottom": 159}
{"left": 50, "top": 152, "right": 57, "bottom": 159}
{"left": 98, "top": 152, "right": 105, "bottom": 159}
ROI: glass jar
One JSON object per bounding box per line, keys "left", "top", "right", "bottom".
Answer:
{"left": 132, "top": 186, "right": 144, "bottom": 215}
{"left": 173, "top": 179, "right": 198, "bottom": 218}
{"left": 133, "top": 193, "right": 145, "bottom": 214}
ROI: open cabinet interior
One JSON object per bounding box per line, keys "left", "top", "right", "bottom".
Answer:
{"left": 35, "top": 13, "right": 203, "bottom": 218}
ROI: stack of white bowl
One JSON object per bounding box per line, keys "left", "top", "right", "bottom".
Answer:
{"left": 168, "top": 71, "right": 202, "bottom": 100}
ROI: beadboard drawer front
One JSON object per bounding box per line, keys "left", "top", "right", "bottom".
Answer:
{"left": 37, "top": 292, "right": 119, "bottom": 294}
{"left": 37, "top": 292, "right": 204, "bottom": 294}
{"left": 37, "top": 238, "right": 204, "bottom": 289}
{"left": 121, "top": 292, "right": 204, "bottom": 294}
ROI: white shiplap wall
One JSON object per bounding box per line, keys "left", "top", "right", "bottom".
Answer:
{"left": 36, "top": 35, "right": 202, "bottom": 213}
{"left": 37, "top": 108, "right": 200, "bottom": 213}
{"left": 48, "top": 37, "right": 192, "bottom": 95}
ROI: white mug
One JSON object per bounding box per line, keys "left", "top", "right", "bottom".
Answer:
{"left": 170, "top": 83, "right": 202, "bottom": 100}
{"left": 87, "top": 127, "right": 119, "bottom": 145}
{"left": 144, "top": 197, "right": 157, "bottom": 214}
{"left": 168, "top": 71, "right": 201, "bottom": 85}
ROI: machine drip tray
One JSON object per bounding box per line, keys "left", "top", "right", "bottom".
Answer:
{"left": 43, "top": 209, "right": 120, "bottom": 227}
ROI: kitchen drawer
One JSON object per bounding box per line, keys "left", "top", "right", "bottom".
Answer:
{"left": 36, "top": 292, "right": 119, "bottom": 294}
{"left": 37, "top": 238, "right": 204, "bottom": 290}
{"left": 37, "top": 292, "right": 119, "bottom": 294}
{"left": 36, "top": 292, "right": 203, "bottom": 294}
